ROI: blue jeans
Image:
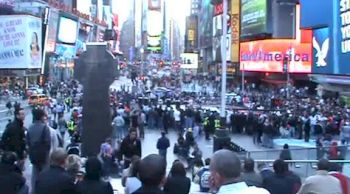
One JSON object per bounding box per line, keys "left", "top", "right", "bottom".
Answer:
{"left": 158, "top": 149, "right": 167, "bottom": 159}
{"left": 185, "top": 117, "right": 193, "bottom": 129}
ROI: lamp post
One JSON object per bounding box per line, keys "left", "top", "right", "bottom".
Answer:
{"left": 140, "top": 47, "right": 144, "bottom": 77}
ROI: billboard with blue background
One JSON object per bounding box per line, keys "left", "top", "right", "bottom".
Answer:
{"left": 300, "top": 0, "right": 350, "bottom": 75}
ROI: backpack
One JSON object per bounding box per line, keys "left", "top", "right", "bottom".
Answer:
{"left": 28, "top": 126, "right": 50, "bottom": 166}
{"left": 200, "top": 168, "right": 211, "bottom": 189}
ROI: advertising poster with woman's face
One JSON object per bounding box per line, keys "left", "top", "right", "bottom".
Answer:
{"left": 30, "top": 32, "right": 40, "bottom": 66}
{"left": 28, "top": 18, "right": 42, "bottom": 68}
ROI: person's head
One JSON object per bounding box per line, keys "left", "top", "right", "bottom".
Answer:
{"left": 283, "top": 144, "right": 289, "bottom": 150}
{"left": 210, "top": 149, "right": 241, "bottom": 188}
{"left": 33, "top": 108, "right": 46, "bottom": 122}
{"left": 204, "top": 158, "right": 211, "bottom": 166}
{"left": 50, "top": 148, "right": 68, "bottom": 168}
{"left": 170, "top": 162, "right": 186, "bottom": 177}
{"left": 244, "top": 158, "right": 255, "bottom": 173}
{"left": 1, "top": 151, "right": 17, "bottom": 165}
{"left": 317, "top": 159, "right": 330, "bottom": 171}
{"left": 14, "top": 107, "right": 25, "bottom": 121}
{"left": 273, "top": 159, "right": 287, "bottom": 175}
{"left": 66, "top": 154, "right": 81, "bottom": 173}
{"left": 129, "top": 129, "right": 138, "bottom": 140}
{"left": 138, "top": 154, "right": 166, "bottom": 187}
{"left": 85, "top": 157, "right": 103, "bottom": 180}
{"left": 161, "top": 130, "right": 166, "bottom": 137}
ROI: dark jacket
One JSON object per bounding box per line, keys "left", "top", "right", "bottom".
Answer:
{"left": 35, "top": 165, "right": 77, "bottom": 194}
{"left": 157, "top": 136, "right": 170, "bottom": 150}
{"left": 263, "top": 172, "right": 301, "bottom": 194}
{"left": 77, "top": 179, "right": 113, "bottom": 194}
{"left": 163, "top": 175, "right": 191, "bottom": 194}
{"left": 120, "top": 136, "right": 141, "bottom": 158}
{"left": 132, "top": 185, "right": 164, "bottom": 194}
{"left": 0, "top": 163, "right": 26, "bottom": 194}
{"left": 1, "top": 118, "right": 26, "bottom": 159}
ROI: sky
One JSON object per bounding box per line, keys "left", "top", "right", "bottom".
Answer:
{"left": 112, "top": 0, "right": 190, "bottom": 35}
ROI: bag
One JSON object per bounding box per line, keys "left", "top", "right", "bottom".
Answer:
{"left": 200, "top": 169, "right": 211, "bottom": 189}
{"left": 29, "top": 126, "right": 50, "bottom": 166}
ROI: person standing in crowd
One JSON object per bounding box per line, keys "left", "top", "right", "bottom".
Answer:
{"left": 112, "top": 113, "right": 125, "bottom": 142}
{"left": 297, "top": 159, "right": 342, "bottom": 194}
{"left": 210, "top": 149, "right": 269, "bottom": 194}
{"left": 26, "top": 108, "right": 51, "bottom": 193}
{"left": 263, "top": 159, "right": 300, "bottom": 194}
{"left": 194, "top": 158, "right": 211, "bottom": 193}
{"left": 1, "top": 108, "right": 26, "bottom": 170}
{"left": 132, "top": 154, "right": 166, "bottom": 194}
{"left": 0, "top": 152, "right": 28, "bottom": 194}
{"left": 77, "top": 157, "right": 114, "bottom": 194}
{"left": 124, "top": 160, "right": 142, "bottom": 194}
{"left": 279, "top": 144, "right": 292, "bottom": 161}
{"left": 57, "top": 114, "right": 67, "bottom": 139}
{"left": 257, "top": 163, "right": 274, "bottom": 182}
{"left": 174, "top": 107, "right": 182, "bottom": 134}
{"left": 35, "top": 148, "right": 77, "bottom": 194}
{"left": 163, "top": 162, "right": 191, "bottom": 194}
{"left": 156, "top": 131, "right": 170, "bottom": 159}
{"left": 120, "top": 129, "right": 142, "bottom": 169}
{"left": 241, "top": 158, "right": 263, "bottom": 187}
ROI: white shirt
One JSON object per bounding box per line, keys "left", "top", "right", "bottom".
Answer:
{"left": 217, "top": 182, "right": 270, "bottom": 194}
{"left": 174, "top": 109, "right": 181, "bottom": 122}
{"left": 124, "top": 177, "right": 142, "bottom": 194}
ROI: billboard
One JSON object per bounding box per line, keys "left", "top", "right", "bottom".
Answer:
{"left": 46, "top": 9, "right": 59, "bottom": 53}
{"left": 0, "top": 15, "right": 42, "bottom": 69}
{"left": 313, "top": 27, "right": 331, "bottom": 74}
{"left": 180, "top": 53, "right": 198, "bottom": 69}
{"left": 57, "top": 16, "right": 78, "bottom": 45}
{"left": 135, "top": 0, "right": 143, "bottom": 47}
{"left": 240, "top": 40, "right": 312, "bottom": 73}
{"left": 199, "top": 0, "right": 213, "bottom": 48}
{"left": 231, "top": 0, "right": 240, "bottom": 62}
{"left": 241, "top": 0, "right": 267, "bottom": 36}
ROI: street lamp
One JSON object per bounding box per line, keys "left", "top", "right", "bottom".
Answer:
{"left": 213, "top": 0, "right": 228, "bottom": 122}
{"left": 140, "top": 47, "right": 144, "bottom": 77}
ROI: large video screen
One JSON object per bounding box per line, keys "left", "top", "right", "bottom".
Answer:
{"left": 241, "top": 0, "right": 267, "bottom": 36}
{"left": 57, "top": 16, "right": 78, "bottom": 44}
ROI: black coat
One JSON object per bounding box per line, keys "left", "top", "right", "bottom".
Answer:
{"left": 35, "top": 165, "right": 77, "bottom": 194}
{"left": 157, "top": 136, "right": 170, "bottom": 150}
{"left": 1, "top": 119, "right": 26, "bottom": 159}
{"left": 77, "top": 179, "right": 113, "bottom": 194}
{"left": 263, "top": 173, "right": 301, "bottom": 194}
{"left": 0, "top": 163, "right": 25, "bottom": 194}
{"left": 132, "top": 185, "right": 164, "bottom": 194}
{"left": 163, "top": 175, "right": 191, "bottom": 194}
{"left": 120, "top": 136, "right": 142, "bottom": 159}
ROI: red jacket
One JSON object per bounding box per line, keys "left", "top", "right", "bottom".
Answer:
{"left": 330, "top": 172, "right": 349, "bottom": 194}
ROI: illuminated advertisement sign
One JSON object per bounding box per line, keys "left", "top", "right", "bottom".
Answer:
{"left": 231, "top": 0, "right": 240, "bottom": 62}
{"left": 240, "top": 40, "right": 312, "bottom": 73}
{"left": 135, "top": 0, "right": 143, "bottom": 47}
{"left": 46, "top": 9, "right": 59, "bottom": 53}
{"left": 313, "top": 27, "right": 331, "bottom": 74}
{"left": 180, "top": 53, "right": 198, "bottom": 69}
{"left": 241, "top": 0, "right": 267, "bottom": 36}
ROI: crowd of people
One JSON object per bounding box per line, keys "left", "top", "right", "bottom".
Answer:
{"left": 0, "top": 75, "right": 350, "bottom": 194}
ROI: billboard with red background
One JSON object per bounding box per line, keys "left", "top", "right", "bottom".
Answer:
{"left": 240, "top": 39, "right": 312, "bottom": 73}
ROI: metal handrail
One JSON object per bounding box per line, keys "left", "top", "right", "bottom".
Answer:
{"left": 253, "top": 159, "right": 350, "bottom": 163}
{"left": 247, "top": 144, "right": 350, "bottom": 154}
